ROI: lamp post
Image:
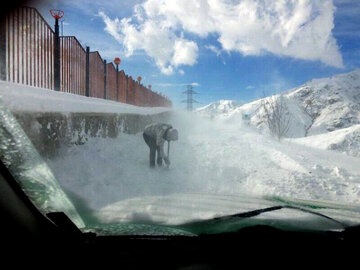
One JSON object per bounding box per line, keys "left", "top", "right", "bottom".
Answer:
{"left": 50, "top": 9, "right": 64, "bottom": 91}
{"left": 137, "top": 76, "right": 142, "bottom": 84}
{"left": 114, "top": 57, "right": 121, "bottom": 101}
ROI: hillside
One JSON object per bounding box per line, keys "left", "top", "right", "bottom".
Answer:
{"left": 195, "top": 100, "right": 242, "bottom": 118}
{"left": 196, "top": 69, "right": 360, "bottom": 157}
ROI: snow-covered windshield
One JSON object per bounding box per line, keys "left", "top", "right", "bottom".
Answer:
{"left": 0, "top": 0, "right": 360, "bottom": 235}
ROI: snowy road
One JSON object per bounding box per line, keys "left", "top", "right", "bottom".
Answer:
{"left": 47, "top": 111, "right": 360, "bottom": 214}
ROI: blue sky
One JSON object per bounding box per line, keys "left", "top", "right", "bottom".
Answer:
{"left": 33, "top": 0, "right": 360, "bottom": 108}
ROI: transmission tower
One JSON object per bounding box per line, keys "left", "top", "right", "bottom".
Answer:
{"left": 182, "top": 85, "right": 199, "bottom": 111}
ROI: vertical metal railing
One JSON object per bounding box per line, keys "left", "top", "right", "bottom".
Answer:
{"left": 60, "top": 36, "right": 86, "bottom": 95}
{"left": 106, "top": 63, "right": 117, "bottom": 101}
{"left": 118, "top": 70, "right": 126, "bottom": 103}
{"left": 5, "top": 6, "right": 54, "bottom": 89}
{"left": 89, "top": 51, "right": 104, "bottom": 98}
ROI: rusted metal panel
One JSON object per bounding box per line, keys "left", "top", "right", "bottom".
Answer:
{"left": 89, "top": 51, "right": 104, "bottom": 98}
{"left": 138, "top": 84, "right": 143, "bottom": 106}
{"left": 127, "top": 76, "right": 135, "bottom": 105}
{"left": 141, "top": 86, "right": 146, "bottom": 107}
{"left": 118, "top": 70, "right": 126, "bottom": 103}
{"left": 134, "top": 81, "right": 139, "bottom": 106}
{"left": 59, "top": 36, "right": 86, "bottom": 95}
{"left": 143, "top": 88, "right": 149, "bottom": 107}
{"left": 106, "top": 62, "right": 117, "bottom": 101}
{"left": 5, "top": 6, "right": 54, "bottom": 89}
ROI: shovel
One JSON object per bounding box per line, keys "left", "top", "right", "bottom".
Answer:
{"left": 166, "top": 141, "right": 170, "bottom": 168}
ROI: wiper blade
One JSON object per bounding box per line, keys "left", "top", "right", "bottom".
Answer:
{"left": 178, "top": 205, "right": 347, "bottom": 230}
{"left": 284, "top": 206, "right": 346, "bottom": 228}
{"left": 212, "top": 205, "right": 346, "bottom": 228}
{"left": 212, "top": 206, "right": 283, "bottom": 221}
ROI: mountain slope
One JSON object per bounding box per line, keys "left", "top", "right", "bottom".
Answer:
{"left": 196, "top": 100, "right": 242, "bottom": 118}
{"left": 197, "top": 69, "right": 360, "bottom": 157}
{"left": 286, "top": 69, "right": 360, "bottom": 136}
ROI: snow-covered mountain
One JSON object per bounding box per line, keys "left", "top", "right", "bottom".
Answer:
{"left": 286, "top": 69, "right": 360, "bottom": 135}
{"left": 197, "top": 69, "right": 360, "bottom": 157}
{"left": 195, "top": 100, "right": 242, "bottom": 118}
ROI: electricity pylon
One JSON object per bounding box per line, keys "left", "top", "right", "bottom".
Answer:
{"left": 182, "top": 84, "right": 198, "bottom": 111}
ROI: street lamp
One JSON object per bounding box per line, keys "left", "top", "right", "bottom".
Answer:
{"left": 114, "top": 57, "right": 121, "bottom": 100}
{"left": 114, "top": 57, "right": 121, "bottom": 66}
{"left": 50, "top": 9, "right": 64, "bottom": 91}
{"left": 137, "top": 76, "right": 142, "bottom": 84}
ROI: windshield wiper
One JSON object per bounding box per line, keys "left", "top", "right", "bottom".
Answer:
{"left": 211, "top": 206, "right": 283, "bottom": 221}
{"left": 209, "top": 205, "right": 346, "bottom": 228}
{"left": 176, "top": 205, "right": 347, "bottom": 235}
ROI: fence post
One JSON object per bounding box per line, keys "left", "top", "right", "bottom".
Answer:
{"left": 116, "top": 64, "right": 119, "bottom": 101}
{"left": 113, "top": 57, "right": 121, "bottom": 101}
{"left": 85, "top": 46, "right": 90, "bottom": 97}
{"left": 125, "top": 75, "right": 129, "bottom": 104}
{"left": 54, "top": 18, "right": 60, "bottom": 91}
{"left": 0, "top": 17, "right": 6, "bottom": 81}
{"left": 103, "top": 59, "right": 107, "bottom": 99}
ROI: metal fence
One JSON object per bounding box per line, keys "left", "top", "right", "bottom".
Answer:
{"left": 89, "top": 51, "right": 104, "bottom": 99}
{"left": 106, "top": 62, "right": 117, "bottom": 101}
{"left": 60, "top": 36, "right": 86, "bottom": 95}
{"left": 4, "top": 6, "right": 54, "bottom": 89}
{"left": 0, "top": 6, "right": 172, "bottom": 107}
{"left": 118, "top": 71, "right": 127, "bottom": 103}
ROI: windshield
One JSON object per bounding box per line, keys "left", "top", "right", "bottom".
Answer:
{"left": 1, "top": 0, "right": 360, "bottom": 236}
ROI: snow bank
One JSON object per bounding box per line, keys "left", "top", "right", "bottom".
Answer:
{"left": 0, "top": 81, "right": 172, "bottom": 158}
{"left": 0, "top": 81, "right": 171, "bottom": 115}
{"left": 291, "top": 125, "right": 360, "bottom": 157}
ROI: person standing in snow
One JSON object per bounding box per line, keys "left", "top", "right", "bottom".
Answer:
{"left": 143, "top": 123, "right": 178, "bottom": 168}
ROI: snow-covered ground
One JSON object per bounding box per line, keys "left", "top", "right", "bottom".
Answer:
{"left": 46, "top": 111, "right": 360, "bottom": 225}
{"left": 291, "top": 125, "right": 360, "bottom": 157}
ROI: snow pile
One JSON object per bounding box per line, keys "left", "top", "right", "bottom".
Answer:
{"left": 0, "top": 81, "right": 171, "bottom": 115}
{"left": 291, "top": 125, "right": 360, "bottom": 157}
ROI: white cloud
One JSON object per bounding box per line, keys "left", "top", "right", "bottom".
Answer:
{"left": 98, "top": 11, "right": 123, "bottom": 43}
{"left": 205, "top": 45, "right": 222, "bottom": 56}
{"left": 98, "top": 10, "right": 198, "bottom": 75}
{"left": 173, "top": 39, "right": 198, "bottom": 66}
{"left": 99, "top": 0, "right": 344, "bottom": 74}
